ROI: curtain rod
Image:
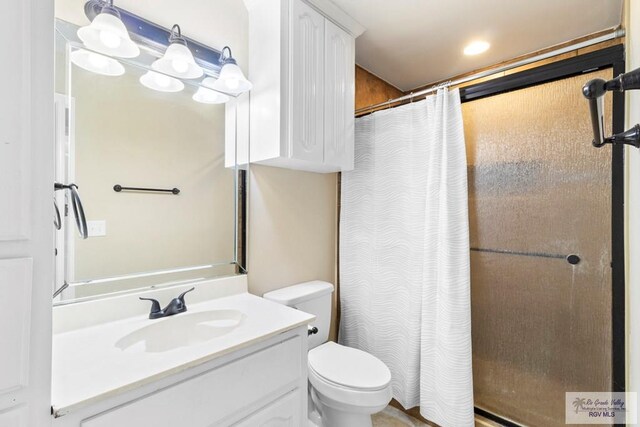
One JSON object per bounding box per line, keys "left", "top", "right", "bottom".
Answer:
{"left": 355, "top": 27, "right": 625, "bottom": 115}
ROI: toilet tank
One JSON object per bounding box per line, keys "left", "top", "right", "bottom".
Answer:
{"left": 263, "top": 281, "right": 334, "bottom": 349}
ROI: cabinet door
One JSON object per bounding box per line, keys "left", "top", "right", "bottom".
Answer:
{"left": 81, "top": 336, "right": 303, "bottom": 427}
{"left": 233, "top": 390, "right": 301, "bottom": 427}
{"left": 290, "top": 0, "right": 324, "bottom": 163}
{"left": 324, "top": 20, "right": 355, "bottom": 170}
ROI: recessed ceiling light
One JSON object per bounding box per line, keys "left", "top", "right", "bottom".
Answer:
{"left": 464, "top": 41, "right": 490, "bottom": 56}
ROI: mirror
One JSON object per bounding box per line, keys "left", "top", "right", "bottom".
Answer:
{"left": 54, "top": 20, "right": 247, "bottom": 303}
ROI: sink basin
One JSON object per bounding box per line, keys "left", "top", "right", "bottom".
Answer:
{"left": 116, "top": 309, "right": 246, "bottom": 353}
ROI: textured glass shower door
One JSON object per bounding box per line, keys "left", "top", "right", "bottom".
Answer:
{"left": 462, "top": 69, "right": 613, "bottom": 426}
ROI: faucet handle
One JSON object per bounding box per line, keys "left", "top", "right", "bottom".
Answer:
{"left": 177, "top": 287, "right": 195, "bottom": 304}
{"left": 139, "top": 297, "right": 162, "bottom": 316}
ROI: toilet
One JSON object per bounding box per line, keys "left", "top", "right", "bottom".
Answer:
{"left": 264, "top": 281, "right": 392, "bottom": 427}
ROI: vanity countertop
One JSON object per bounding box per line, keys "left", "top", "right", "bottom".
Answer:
{"left": 51, "top": 292, "right": 314, "bottom": 417}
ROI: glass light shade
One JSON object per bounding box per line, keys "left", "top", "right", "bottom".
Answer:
{"left": 192, "top": 79, "right": 230, "bottom": 104}
{"left": 70, "top": 49, "right": 125, "bottom": 76}
{"left": 139, "top": 71, "right": 184, "bottom": 92}
{"left": 77, "top": 13, "right": 140, "bottom": 58}
{"left": 152, "top": 43, "right": 203, "bottom": 79}
{"left": 211, "top": 61, "right": 252, "bottom": 94}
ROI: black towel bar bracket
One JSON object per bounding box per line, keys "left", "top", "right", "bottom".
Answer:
{"left": 113, "top": 185, "right": 180, "bottom": 195}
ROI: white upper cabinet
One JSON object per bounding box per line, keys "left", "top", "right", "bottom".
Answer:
{"left": 244, "top": 0, "right": 363, "bottom": 173}
{"left": 290, "top": 0, "right": 325, "bottom": 164}
{"left": 324, "top": 19, "right": 355, "bottom": 170}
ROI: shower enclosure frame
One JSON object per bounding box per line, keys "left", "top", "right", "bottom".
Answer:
{"left": 459, "top": 44, "right": 626, "bottom": 426}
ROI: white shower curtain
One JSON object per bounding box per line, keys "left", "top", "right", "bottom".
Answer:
{"left": 339, "top": 89, "right": 474, "bottom": 426}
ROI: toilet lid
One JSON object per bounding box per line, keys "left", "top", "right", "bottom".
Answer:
{"left": 308, "top": 342, "right": 391, "bottom": 391}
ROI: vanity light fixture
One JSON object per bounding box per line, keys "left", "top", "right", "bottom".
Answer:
{"left": 152, "top": 25, "right": 204, "bottom": 79}
{"left": 193, "top": 77, "right": 231, "bottom": 104}
{"left": 70, "top": 49, "right": 125, "bottom": 76}
{"left": 211, "top": 46, "right": 252, "bottom": 94}
{"left": 139, "top": 70, "right": 185, "bottom": 92}
{"left": 463, "top": 40, "right": 490, "bottom": 56}
{"left": 77, "top": 0, "right": 140, "bottom": 58}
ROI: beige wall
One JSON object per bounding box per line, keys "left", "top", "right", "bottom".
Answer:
{"left": 247, "top": 166, "right": 338, "bottom": 339}
{"left": 625, "top": 0, "right": 640, "bottom": 397}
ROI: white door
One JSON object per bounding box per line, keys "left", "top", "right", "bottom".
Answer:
{"left": 289, "top": 0, "right": 325, "bottom": 163}
{"left": 323, "top": 20, "right": 354, "bottom": 170}
{"left": 0, "top": 0, "right": 54, "bottom": 425}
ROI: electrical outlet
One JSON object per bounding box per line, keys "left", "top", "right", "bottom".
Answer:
{"left": 87, "top": 220, "right": 106, "bottom": 237}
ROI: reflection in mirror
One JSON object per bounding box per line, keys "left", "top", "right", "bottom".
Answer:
{"left": 54, "top": 20, "right": 247, "bottom": 303}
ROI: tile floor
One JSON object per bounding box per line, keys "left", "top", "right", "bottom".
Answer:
{"left": 372, "top": 406, "right": 429, "bottom": 427}
{"left": 371, "top": 405, "right": 505, "bottom": 427}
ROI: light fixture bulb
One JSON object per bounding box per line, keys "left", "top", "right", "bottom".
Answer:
{"left": 155, "top": 73, "right": 171, "bottom": 88}
{"left": 99, "top": 29, "right": 122, "bottom": 49}
{"left": 212, "top": 62, "right": 252, "bottom": 94}
{"left": 151, "top": 24, "right": 203, "bottom": 79}
{"left": 172, "top": 58, "right": 189, "bottom": 74}
{"left": 463, "top": 40, "right": 490, "bottom": 56}
{"left": 139, "top": 70, "right": 184, "bottom": 92}
{"left": 193, "top": 77, "right": 231, "bottom": 104}
{"left": 70, "top": 49, "right": 125, "bottom": 76}
{"left": 77, "top": 3, "right": 140, "bottom": 58}
{"left": 88, "top": 52, "right": 109, "bottom": 69}
{"left": 211, "top": 47, "right": 252, "bottom": 95}
{"left": 226, "top": 78, "right": 240, "bottom": 90}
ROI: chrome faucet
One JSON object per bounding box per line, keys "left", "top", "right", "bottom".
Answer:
{"left": 140, "top": 287, "right": 195, "bottom": 319}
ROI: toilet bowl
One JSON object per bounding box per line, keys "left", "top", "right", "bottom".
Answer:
{"left": 308, "top": 341, "right": 392, "bottom": 427}
{"left": 263, "top": 281, "right": 392, "bottom": 427}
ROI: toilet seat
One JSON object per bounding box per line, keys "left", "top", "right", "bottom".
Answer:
{"left": 307, "top": 342, "right": 392, "bottom": 409}
{"left": 308, "top": 342, "right": 391, "bottom": 391}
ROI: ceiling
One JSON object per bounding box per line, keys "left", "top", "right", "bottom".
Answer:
{"left": 331, "top": 0, "right": 623, "bottom": 91}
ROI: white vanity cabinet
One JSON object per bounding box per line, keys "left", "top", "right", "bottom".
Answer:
{"left": 245, "top": 0, "right": 363, "bottom": 173}
{"left": 53, "top": 326, "right": 308, "bottom": 427}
